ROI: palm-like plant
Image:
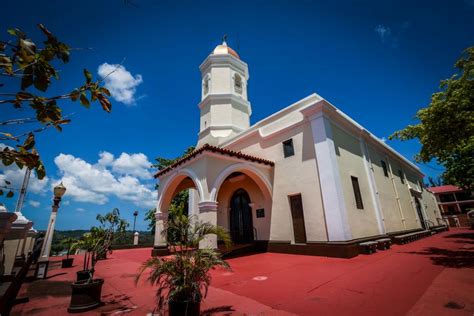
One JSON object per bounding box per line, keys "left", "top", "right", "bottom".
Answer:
{"left": 71, "top": 208, "right": 128, "bottom": 281}
{"left": 136, "top": 214, "right": 232, "bottom": 312}
{"left": 61, "top": 237, "right": 76, "bottom": 260}
{"left": 71, "top": 232, "right": 99, "bottom": 277}
{"left": 95, "top": 208, "right": 129, "bottom": 259}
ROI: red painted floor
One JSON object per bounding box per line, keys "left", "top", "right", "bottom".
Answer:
{"left": 12, "top": 228, "right": 474, "bottom": 315}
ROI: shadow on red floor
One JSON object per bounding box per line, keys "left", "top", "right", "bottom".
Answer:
{"left": 11, "top": 228, "right": 474, "bottom": 315}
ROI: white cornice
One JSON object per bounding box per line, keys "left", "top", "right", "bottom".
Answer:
{"left": 221, "top": 92, "right": 422, "bottom": 176}
{"left": 198, "top": 124, "right": 245, "bottom": 138}
{"left": 198, "top": 93, "right": 252, "bottom": 115}
{"left": 200, "top": 55, "right": 249, "bottom": 78}
{"left": 221, "top": 93, "right": 323, "bottom": 147}
{"left": 316, "top": 99, "right": 423, "bottom": 176}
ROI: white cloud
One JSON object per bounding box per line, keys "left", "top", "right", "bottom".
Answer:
{"left": 380, "top": 137, "right": 387, "bottom": 143}
{"left": 98, "top": 151, "right": 114, "bottom": 166}
{"left": 97, "top": 63, "right": 143, "bottom": 105}
{"left": 54, "top": 151, "right": 156, "bottom": 208}
{"left": 96, "top": 151, "right": 152, "bottom": 179}
{"left": 374, "top": 22, "right": 411, "bottom": 48}
{"left": 29, "top": 200, "right": 40, "bottom": 208}
{"left": 0, "top": 166, "right": 49, "bottom": 195}
{"left": 374, "top": 25, "right": 391, "bottom": 43}
{"left": 111, "top": 153, "right": 153, "bottom": 179}
{"left": 76, "top": 207, "right": 85, "bottom": 212}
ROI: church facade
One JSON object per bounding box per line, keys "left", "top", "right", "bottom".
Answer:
{"left": 153, "top": 41, "right": 443, "bottom": 258}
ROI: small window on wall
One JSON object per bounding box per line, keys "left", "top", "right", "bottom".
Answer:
{"left": 381, "top": 160, "right": 389, "bottom": 177}
{"left": 398, "top": 170, "right": 405, "bottom": 184}
{"left": 282, "top": 139, "right": 295, "bottom": 158}
{"left": 203, "top": 75, "right": 210, "bottom": 95}
{"left": 234, "top": 73, "right": 243, "bottom": 94}
{"left": 351, "top": 176, "right": 364, "bottom": 209}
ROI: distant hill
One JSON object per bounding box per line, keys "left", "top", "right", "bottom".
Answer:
{"left": 38, "top": 230, "right": 154, "bottom": 255}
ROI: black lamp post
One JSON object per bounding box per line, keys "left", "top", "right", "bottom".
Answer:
{"left": 133, "top": 210, "right": 138, "bottom": 232}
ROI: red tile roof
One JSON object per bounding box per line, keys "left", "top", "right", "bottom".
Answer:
{"left": 154, "top": 144, "right": 274, "bottom": 178}
{"left": 428, "top": 185, "right": 462, "bottom": 194}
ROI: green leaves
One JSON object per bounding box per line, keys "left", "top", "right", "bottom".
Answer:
{"left": 0, "top": 134, "right": 46, "bottom": 180}
{"left": 390, "top": 46, "right": 474, "bottom": 190}
{"left": 84, "top": 69, "right": 92, "bottom": 84}
{"left": 135, "top": 215, "right": 231, "bottom": 310}
{"left": 22, "top": 133, "right": 35, "bottom": 150}
{"left": 80, "top": 93, "right": 90, "bottom": 107}
{"left": 1, "top": 24, "right": 115, "bottom": 194}
{"left": 7, "top": 28, "right": 26, "bottom": 38}
{"left": 0, "top": 178, "right": 15, "bottom": 199}
{"left": 97, "top": 93, "right": 111, "bottom": 112}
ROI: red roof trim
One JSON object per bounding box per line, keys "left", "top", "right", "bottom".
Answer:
{"left": 154, "top": 144, "right": 274, "bottom": 178}
{"left": 428, "top": 185, "right": 462, "bottom": 194}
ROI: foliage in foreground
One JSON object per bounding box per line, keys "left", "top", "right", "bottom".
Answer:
{"left": 390, "top": 46, "right": 474, "bottom": 190}
{"left": 136, "top": 214, "right": 231, "bottom": 310}
{"left": 0, "top": 24, "right": 113, "bottom": 197}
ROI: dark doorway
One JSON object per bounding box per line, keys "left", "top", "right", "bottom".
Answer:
{"left": 230, "top": 189, "right": 254, "bottom": 243}
{"left": 415, "top": 198, "right": 427, "bottom": 229}
{"left": 289, "top": 194, "right": 307, "bottom": 243}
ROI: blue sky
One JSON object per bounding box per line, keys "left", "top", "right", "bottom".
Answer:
{"left": 1, "top": 0, "right": 473, "bottom": 231}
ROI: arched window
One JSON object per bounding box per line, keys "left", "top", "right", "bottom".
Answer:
{"left": 234, "top": 73, "right": 243, "bottom": 94}
{"left": 202, "top": 74, "right": 210, "bottom": 96}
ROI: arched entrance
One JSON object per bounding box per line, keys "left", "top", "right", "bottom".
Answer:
{"left": 230, "top": 189, "right": 254, "bottom": 243}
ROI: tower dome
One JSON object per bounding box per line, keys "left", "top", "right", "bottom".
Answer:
{"left": 212, "top": 39, "right": 240, "bottom": 59}
{"left": 198, "top": 37, "right": 250, "bottom": 146}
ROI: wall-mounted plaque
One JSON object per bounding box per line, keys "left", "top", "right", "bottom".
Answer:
{"left": 256, "top": 208, "right": 265, "bottom": 218}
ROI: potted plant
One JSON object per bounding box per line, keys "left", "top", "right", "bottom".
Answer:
{"left": 136, "top": 214, "right": 231, "bottom": 316}
{"left": 61, "top": 237, "right": 76, "bottom": 268}
{"left": 94, "top": 210, "right": 128, "bottom": 260}
{"left": 68, "top": 208, "right": 128, "bottom": 313}
{"left": 71, "top": 232, "right": 96, "bottom": 282}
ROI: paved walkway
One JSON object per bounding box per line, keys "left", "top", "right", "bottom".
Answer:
{"left": 12, "top": 228, "right": 474, "bottom": 315}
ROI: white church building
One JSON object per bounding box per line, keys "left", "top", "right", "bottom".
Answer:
{"left": 152, "top": 40, "right": 443, "bottom": 258}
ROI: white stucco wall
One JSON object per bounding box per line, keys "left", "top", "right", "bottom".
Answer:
{"left": 366, "top": 145, "right": 406, "bottom": 233}
{"left": 388, "top": 159, "right": 420, "bottom": 230}
{"left": 226, "top": 121, "right": 328, "bottom": 243}
{"left": 331, "top": 123, "right": 380, "bottom": 239}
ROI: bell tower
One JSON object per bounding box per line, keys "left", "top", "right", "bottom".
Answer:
{"left": 197, "top": 38, "right": 251, "bottom": 146}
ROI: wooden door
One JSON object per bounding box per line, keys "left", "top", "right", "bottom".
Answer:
{"left": 415, "top": 198, "right": 426, "bottom": 229}
{"left": 289, "top": 194, "right": 307, "bottom": 243}
{"left": 230, "top": 189, "right": 254, "bottom": 243}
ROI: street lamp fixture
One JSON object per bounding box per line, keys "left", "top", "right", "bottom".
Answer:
{"left": 36, "top": 182, "right": 66, "bottom": 279}
{"left": 54, "top": 182, "right": 67, "bottom": 198}
{"left": 133, "top": 211, "right": 139, "bottom": 233}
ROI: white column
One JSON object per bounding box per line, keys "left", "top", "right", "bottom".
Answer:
{"left": 310, "top": 113, "right": 351, "bottom": 241}
{"left": 188, "top": 189, "right": 200, "bottom": 217}
{"left": 39, "top": 208, "right": 58, "bottom": 260}
{"left": 154, "top": 211, "right": 167, "bottom": 244}
{"left": 133, "top": 232, "right": 139, "bottom": 246}
{"left": 198, "top": 201, "right": 218, "bottom": 249}
{"left": 360, "top": 137, "right": 385, "bottom": 235}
